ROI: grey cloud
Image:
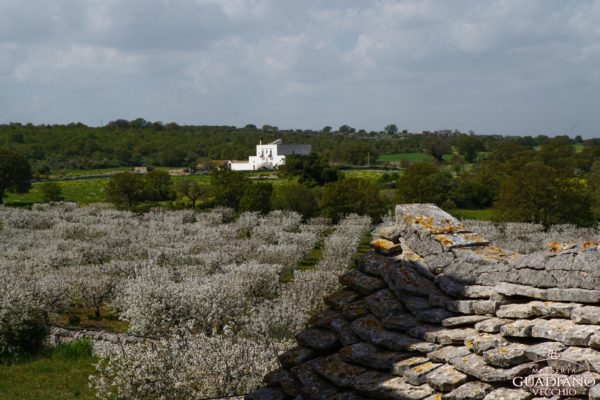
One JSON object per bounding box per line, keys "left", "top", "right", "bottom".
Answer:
{"left": 0, "top": 0, "right": 599, "bottom": 136}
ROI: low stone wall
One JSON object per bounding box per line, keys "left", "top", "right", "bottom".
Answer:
{"left": 45, "top": 325, "right": 144, "bottom": 357}
{"left": 246, "top": 203, "right": 600, "bottom": 400}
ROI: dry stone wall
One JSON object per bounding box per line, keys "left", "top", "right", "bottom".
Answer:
{"left": 246, "top": 203, "right": 600, "bottom": 400}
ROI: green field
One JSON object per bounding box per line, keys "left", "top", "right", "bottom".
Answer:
{"left": 5, "top": 179, "right": 109, "bottom": 205}
{"left": 377, "top": 152, "right": 433, "bottom": 162}
{"left": 0, "top": 341, "right": 97, "bottom": 400}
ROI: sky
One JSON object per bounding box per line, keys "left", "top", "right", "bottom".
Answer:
{"left": 1, "top": 0, "right": 600, "bottom": 137}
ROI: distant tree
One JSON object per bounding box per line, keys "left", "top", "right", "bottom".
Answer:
{"left": 322, "top": 126, "right": 332, "bottom": 133}
{"left": 0, "top": 148, "right": 32, "bottom": 204}
{"left": 456, "top": 135, "right": 484, "bottom": 163}
{"left": 330, "top": 142, "right": 377, "bottom": 166}
{"left": 106, "top": 172, "right": 146, "bottom": 207}
{"left": 537, "top": 135, "right": 575, "bottom": 171}
{"left": 397, "top": 162, "right": 454, "bottom": 207}
{"left": 279, "top": 153, "right": 339, "bottom": 185}
{"left": 144, "top": 170, "right": 173, "bottom": 201}
{"left": 384, "top": 124, "right": 398, "bottom": 134}
{"left": 177, "top": 178, "right": 204, "bottom": 207}
{"left": 321, "top": 178, "right": 384, "bottom": 222}
{"left": 419, "top": 136, "right": 451, "bottom": 162}
{"left": 271, "top": 183, "right": 319, "bottom": 219}
{"left": 589, "top": 161, "right": 600, "bottom": 218}
{"left": 494, "top": 162, "right": 592, "bottom": 227}
{"left": 574, "top": 135, "right": 583, "bottom": 144}
{"left": 239, "top": 183, "right": 273, "bottom": 214}
{"left": 338, "top": 125, "right": 355, "bottom": 134}
{"left": 244, "top": 124, "right": 257, "bottom": 130}
{"left": 40, "top": 182, "right": 64, "bottom": 202}
{"left": 210, "top": 170, "right": 250, "bottom": 209}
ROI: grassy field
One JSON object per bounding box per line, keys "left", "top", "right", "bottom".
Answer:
{"left": 5, "top": 179, "right": 109, "bottom": 205}
{"left": 0, "top": 341, "right": 97, "bottom": 400}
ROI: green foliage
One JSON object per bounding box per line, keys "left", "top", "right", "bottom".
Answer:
{"left": 320, "top": 178, "right": 385, "bottom": 222}
{"left": 0, "top": 147, "right": 32, "bottom": 204}
{"left": 39, "top": 182, "right": 63, "bottom": 202}
{"left": 210, "top": 170, "right": 250, "bottom": 209}
{"left": 0, "top": 311, "right": 47, "bottom": 363}
{"left": 494, "top": 162, "right": 593, "bottom": 228}
{"left": 456, "top": 135, "right": 484, "bottom": 163}
{"left": 143, "top": 170, "right": 173, "bottom": 201}
{"left": 239, "top": 182, "right": 273, "bottom": 214}
{"left": 397, "top": 162, "right": 454, "bottom": 207}
{"left": 271, "top": 183, "right": 319, "bottom": 219}
{"left": 419, "top": 136, "right": 451, "bottom": 162}
{"left": 176, "top": 178, "right": 205, "bottom": 207}
{"left": 589, "top": 161, "right": 600, "bottom": 218}
{"left": 44, "top": 340, "right": 92, "bottom": 361}
{"left": 279, "top": 153, "right": 339, "bottom": 185}
{"left": 330, "top": 141, "right": 378, "bottom": 165}
{"left": 105, "top": 172, "right": 146, "bottom": 207}
{"left": 537, "top": 135, "right": 575, "bottom": 171}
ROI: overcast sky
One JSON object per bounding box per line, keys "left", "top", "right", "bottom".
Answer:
{"left": 1, "top": 0, "right": 600, "bottom": 137}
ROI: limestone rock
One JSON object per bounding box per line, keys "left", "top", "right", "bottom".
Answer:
{"left": 351, "top": 316, "right": 422, "bottom": 351}
{"left": 382, "top": 314, "right": 418, "bottom": 332}
{"left": 495, "top": 282, "right": 548, "bottom": 300}
{"left": 381, "top": 261, "right": 439, "bottom": 298}
{"left": 370, "top": 238, "right": 403, "bottom": 255}
{"left": 571, "top": 305, "right": 600, "bottom": 325}
{"left": 247, "top": 386, "right": 286, "bottom": 400}
{"left": 296, "top": 328, "right": 340, "bottom": 351}
{"left": 341, "top": 300, "right": 370, "bottom": 321}
{"left": 423, "top": 364, "right": 467, "bottom": 392}
{"left": 402, "top": 362, "right": 442, "bottom": 386}
{"left": 264, "top": 369, "right": 300, "bottom": 397}
{"left": 546, "top": 288, "right": 600, "bottom": 304}
{"left": 352, "top": 370, "right": 435, "bottom": 400}
{"left": 340, "top": 270, "right": 386, "bottom": 295}
{"left": 446, "top": 299, "right": 497, "bottom": 315}
{"left": 496, "top": 303, "right": 537, "bottom": 319}
{"left": 279, "top": 346, "right": 317, "bottom": 368}
{"left": 500, "top": 320, "right": 537, "bottom": 337}
{"left": 365, "top": 289, "right": 406, "bottom": 319}
{"left": 398, "top": 295, "right": 431, "bottom": 315}
{"left": 483, "top": 388, "right": 532, "bottom": 400}
{"left": 523, "top": 341, "right": 567, "bottom": 362}
{"left": 416, "top": 308, "right": 455, "bottom": 324}
{"left": 475, "top": 317, "right": 511, "bottom": 333}
{"left": 530, "top": 301, "right": 580, "bottom": 318}
{"left": 466, "top": 333, "right": 509, "bottom": 355}
{"left": 442, "top": 315, "right": 489, "bottom": 328}
{"left": 483, "top": 343, "right": 529, "bottom": 367}
{"left": 450, "top": 353, "right": 532, "bottom": 382}
{"left": 290, "top": 362, "right": 339, "bottom": 400}
{"left": 311, "top": 354, "right": 367, "bottom": 388}
{"left": 325, "top": 289, "right": 361, "bottom": 309}
{"left": 530, "top": 319, "right": 600, "bottom": 346}
{"left": 444, "top": 381, "right": 493, "bottom": 400}
{"left": 427, "top": 346, "right": 471, "bottom": 363}
{"left": 339, "top": 342, "right": 409, "bottom": 370}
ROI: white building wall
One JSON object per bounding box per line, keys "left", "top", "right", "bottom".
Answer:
{"left": 229, "top": 140, "right": 311, "bottom": 171}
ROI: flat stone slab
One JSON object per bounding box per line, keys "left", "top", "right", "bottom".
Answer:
{"left": 530, "top": 319, "right": 600, "bottom": 346}
{"left": 523, "top": 341, "right": 567, "bottom": 362}
{"left": 365, "top": 289, "right": 406, "bottom": 319}
{"left": 382, "top": 314, "right": 418, "bottom": 332}
{"left": 311, "top": 354, "right": 367, "bottom": 388}
{"left": 339, "top": 270, "right": 386, "bottom": 295}
{"left": 392, "top": 357, "right": 429, "bottom": 376}
{"left": 483, "top": 343, "right": 529, "bottom": 367}
{"left": 339, "top": 342, "right": 409, "bottom": 371}
{"left": 247, "top": 386, "right": 285, "bottom": 400}
{"left": 427, "top": 346, "right": 471, "bottom": 363}
{"left": 475, "top": 318, "right": 511, "bottom": 333}
{"left": 432, "top": 232, "right": 489, "bottom": 249}
{"left": 403, "top": 362, "right": 442, "bottom": 386}
{"left": 351, "top": 316, "right": 423, "bottom": 351}
{"left": 571, "top": 305, "right": 600, "bottom": 325}
{"left": 444, "top": 381, "right": 493, "bottom": 400}
{"left": 447, "top": 300, "right": 498, "bottom": 315}
{"left": 296, "top": 328, "right": 340, "bottom": 351}
{"left": 352, "top": 370, "right": 435, "bottom": 400}
{"left": 325, "top": 289, "right": 361, "bottom": 309}
{"left": 290, "top": 362, "right": 338, "bottom": 399}
{"left": 442, "top": 315, "right": 489, "bottom": 328}
{"left": 416, "top": 308, "right": 455, "bottom": 324}
{"left": 398, "top": 295, "right": 431, "bottom": 315}
{"left": 450, "top": 353, "right": 533, "bottom": 382}
{"left": 466, "top": 333, "right": 509, "bottom": 355}
{"left": 483, "top": 388, "right": 532, "bottom": 400}
{"left": 496, "top": 303, "right": 537, "bottom": 319}
{"left": 396, "top": 204, "right": 468, "bottom": 235}
{"left": 371, "top": 238, "right": 403, "bottom": 255}
{"left": 278, "top": 346, "right": 317, "bottom": 368}
{"left": 424, "top": 364, "right": 467, "bottom": 392}
{"left": 500, "top": 320, "right": 537, "bottom": 337}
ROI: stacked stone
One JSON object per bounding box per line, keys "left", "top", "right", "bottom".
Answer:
{"left": 247, "top": 204, "right": 600, "bottom": 400}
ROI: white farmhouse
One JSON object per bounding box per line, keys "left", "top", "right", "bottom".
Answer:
{"left": 229, "top": 139, "right": 311, "bottom": 171}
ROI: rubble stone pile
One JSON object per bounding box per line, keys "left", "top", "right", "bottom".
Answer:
{"left": 247, "top": 204, "right": 600, "bottom": 400}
